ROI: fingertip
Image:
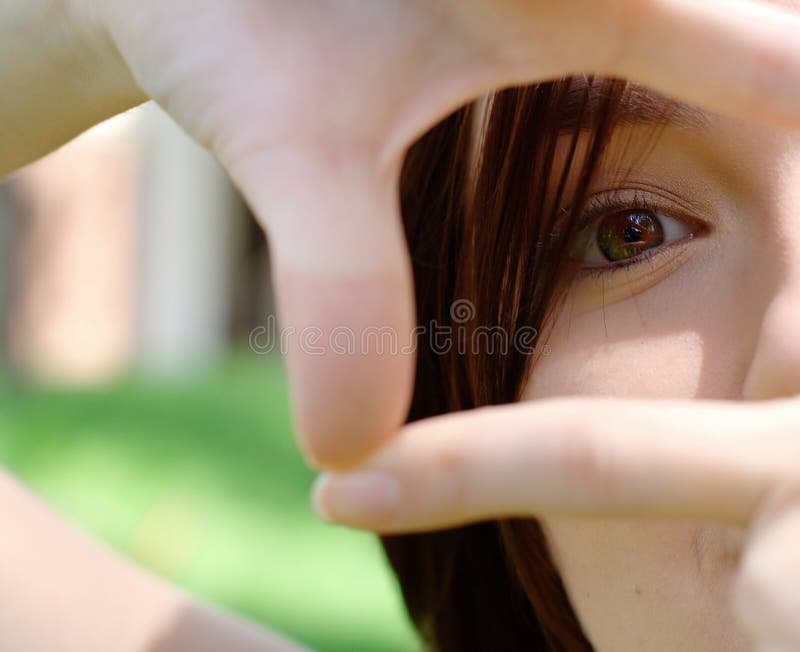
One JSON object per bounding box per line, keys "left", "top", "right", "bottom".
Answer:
{"left": 311, "top": 471, "right": 401, "bottom": 528}
{"left": 311, "top": 473, "right": 335, "bottom": 523}
{"left": 278, "top": 271, "right": 417, "bottom": 469}
{"left": 292, "top": 379, "right": 412, "bottom": 470}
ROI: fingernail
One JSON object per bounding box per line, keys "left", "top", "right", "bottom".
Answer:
{"left": 312, "top": 471, "right": 400, "bottom": 526}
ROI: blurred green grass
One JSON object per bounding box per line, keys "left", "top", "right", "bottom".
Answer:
{"left": 0, "top": 355, "right": 420, "bottom": 652}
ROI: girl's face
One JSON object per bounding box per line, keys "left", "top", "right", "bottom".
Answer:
{"left": 522, "top": 84, "right": 800, "bottom": 650}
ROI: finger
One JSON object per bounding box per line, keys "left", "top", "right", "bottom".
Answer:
{"left": 732, "top": 486, "right": 800, "bottom": 651}
{"left": 234, "top": 149, "right": 416, "bottom": 469}
{"left": 605, "top": 0, "right": 800, "bottom": 130}
{"left": 312, "top": 397, "right": 798, "bottom": 532}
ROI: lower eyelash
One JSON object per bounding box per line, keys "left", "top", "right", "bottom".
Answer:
{"left": 577, "top": 234, "right": 695, "bottom": 282}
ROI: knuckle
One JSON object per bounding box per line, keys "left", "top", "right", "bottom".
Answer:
{"left": 752, "top": 45, "right": 795, "bottom": 92}
{"left": 425, "top": 408, "right": 499, "bottom": 516}
{"left": 736, "top": 44, "right": 797, "bottom": 122}
{"left": 556, "top": 414, "right": 622, "bottom": 503}
{"left": 428, "top": 430, "right": 471, "bottom": 515}
{"left": 431, "top": 436, "right": 469, "bottom": 476}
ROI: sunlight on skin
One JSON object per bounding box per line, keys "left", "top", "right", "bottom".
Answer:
{"left": 524, "top": 100, "right": 800, "bottom": 652}
{"left": 2, "top": 0, "right": 800, "bottom": 650}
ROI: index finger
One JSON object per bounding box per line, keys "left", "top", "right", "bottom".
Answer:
{"left": 603, "top": 0, "right": 800, "bottom": 129}
{"left": 234, "top": 0, "right": 800, "bottom": 471}
{"left": 312, "top": 397, "right": 800, "bottom": 532}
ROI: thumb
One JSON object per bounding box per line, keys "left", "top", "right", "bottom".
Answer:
{"left": 233, "top": 147, "right": 416, "bottom": 469}
{"left": 732, "top": 484, "right": 800, "bottom": 652}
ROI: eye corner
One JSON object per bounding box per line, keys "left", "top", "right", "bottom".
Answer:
{"left": 683, "top": 214, "right": 713, "bottom": 239}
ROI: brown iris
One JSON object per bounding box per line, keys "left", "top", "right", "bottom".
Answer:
{"left": 596, "top": 210, "right": 664, "bottom": 262}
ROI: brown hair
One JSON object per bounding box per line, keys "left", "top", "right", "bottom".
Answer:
{"left": 382, "top": 76, "right": 632, "bottom": 651}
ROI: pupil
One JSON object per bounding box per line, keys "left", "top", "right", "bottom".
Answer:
{"left": 623, "top": 226, "right": 643, "bottom": 243}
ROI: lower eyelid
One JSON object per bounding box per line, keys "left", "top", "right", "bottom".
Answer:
{"left": 579, "top": 209, "right": 710, "bottom": 272}
{"left": 578, "top": 235, "right": 697, "bottom": 286}
{"left": 567, "top": 239, "right": 700, "bottom": 314}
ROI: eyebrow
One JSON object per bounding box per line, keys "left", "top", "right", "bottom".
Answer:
{"left": 560, "top": 77, "right": 715, "bottom": 133}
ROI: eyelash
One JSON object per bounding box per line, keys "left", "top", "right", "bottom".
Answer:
{"left": 573, "top": 188, "right": 704, "bottom": 279}
{"left": 578, "top": 188, "right": 657, "bottom": 230}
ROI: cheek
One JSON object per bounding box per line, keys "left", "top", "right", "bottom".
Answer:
{"left": 519, "top": 260, "right": 755, "bottom": 651}
{"left": 523, "top": 247, "right": 758, "bottom": 401}
{"left": 524, "top": 299, "right": 707, "bottom": 400}
{"left": 539, "top": 517, "right": 748, "bottom": 652}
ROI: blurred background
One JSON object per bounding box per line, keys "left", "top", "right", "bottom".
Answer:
{"left": 0, "top": 104, "right": 420, "bottom": 652}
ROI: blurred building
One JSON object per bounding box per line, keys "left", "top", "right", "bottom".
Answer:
{"left": 0, "top": 184, "right": 18, "bottom": 361}
{"left": 1, "top": 103, "right": 274, "bottom": 386}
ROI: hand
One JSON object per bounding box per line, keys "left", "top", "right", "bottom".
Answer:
{"left": 312, "top": 396, "right": 800, "bottom": 650}
{"left": 73, "top": 0, "right": 800, "bottom": 467}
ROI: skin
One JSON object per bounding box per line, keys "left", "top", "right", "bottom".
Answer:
{"left": 314, "top": 108, "right": 800, "bottom": 648}
{"left": 525, "top": 105, "right": 800, "bottom": 651}
{"left": 315, "top": 77, "right": 800, "bottom": 651}
{"left": 7, "top": 0, "right": 800, "bottom": 473}
{"left": 317, "top": 7, "right": 800, "bottom": 652}
{"left": 530, "top": 10, "right": 800, "bottom": 646}
{"left": 3, "top": 0, "right": 800, "bottom": 650}
{"left": 314, "top": 7, "right": 800, "bottom": 652}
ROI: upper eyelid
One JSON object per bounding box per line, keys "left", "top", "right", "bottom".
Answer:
{"left": 582, "top": 183, "right": 713, "bottom": 216}
{"left": 573, "top": 187, "right": 712, "bottom": 269}
{"left": 575, "top": 186, "right": 713, "bottom": 236}
{"left": 580, "top": 188, "right": 661, "bottom": 227}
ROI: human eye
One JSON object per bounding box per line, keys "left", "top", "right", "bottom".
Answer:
{"left": 571, "top": 187, "right": 711, "bottom": 278}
